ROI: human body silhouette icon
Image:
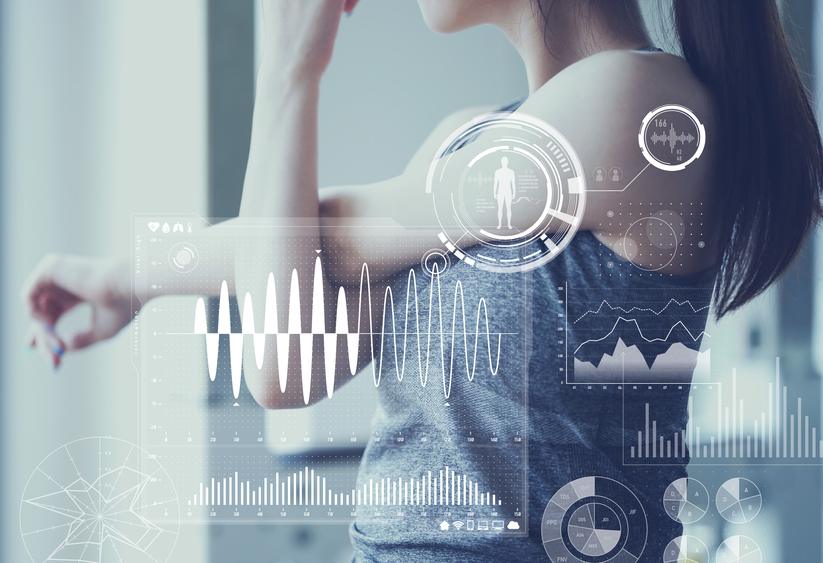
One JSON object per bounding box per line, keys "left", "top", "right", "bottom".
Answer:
{"left": 493, "top": 157, "right": 516, "bottom": 229}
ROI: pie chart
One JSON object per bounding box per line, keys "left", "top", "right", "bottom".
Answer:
{"left": 566, "top": 503, "right": 621, "bottom": 557}
{"left": 663, "top": 536, "right": 709, "bottom": 563}
{"left": 716, "top": 478, "right": 762, "bottom": 524}
{"left": 663, "top": 478, "right": 709, "bottom": 524}
{"left": 716, "top": 535, "right": 762, "bottom": 563}
{"left": 542, "top": 476, "right": 647, "bottom": 563}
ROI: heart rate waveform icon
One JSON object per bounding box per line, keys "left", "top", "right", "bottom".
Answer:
{"left": 148, "top": 222, "right": 160, "bottom": 232}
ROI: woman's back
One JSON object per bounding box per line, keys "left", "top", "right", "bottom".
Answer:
{"left": 351, "top": 227, "right": 713, "bottom": 562}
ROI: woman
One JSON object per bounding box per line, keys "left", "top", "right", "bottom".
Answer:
{"left": 22, "top": 0, "right": 823, "bottom": 561}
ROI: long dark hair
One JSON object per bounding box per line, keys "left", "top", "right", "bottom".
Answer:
{"left": 532, "top": 0, "right": 823, "bottom": 318}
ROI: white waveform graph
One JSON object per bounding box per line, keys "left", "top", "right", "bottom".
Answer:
{"left": 650, "top": 123, "right": 696, "bottom": 153}
{"left": 190, "top": 258, "right": 506, "bottom": 403}
{"left": 573, "top": 317, "right": 710, "bottom": 356}
{"left": 571, "top": 300, "right": 712, "bottom": 383}
{"left": 466, "top": 172, "right": 493, "bottom": 186}
{"left": 573, "top": 298, "right": 710, "bottom": 325}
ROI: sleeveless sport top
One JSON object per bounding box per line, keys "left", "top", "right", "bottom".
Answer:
{"left": 350, "top": 55, "right": 713, "bottom": 562}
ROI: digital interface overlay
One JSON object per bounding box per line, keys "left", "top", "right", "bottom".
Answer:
{"left": 131, "top": 216, "right": 528, "bottom": 533}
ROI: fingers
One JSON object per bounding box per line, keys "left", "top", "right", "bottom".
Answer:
{"left": 26, "top": 322, "right": 67, "bottom": 369}
{"left": 65, "top": 301, "right": 131, "bottom": 351}
{"left": 21, "top": 254, "right": 75, "bottom": 323}
{"left": 343, "top": 0, "right": 360, "bottom": 15}
{"left": 67, "top": 326, "right": 107, "bottom": 351}
{"left": 21, "top": 254, "right": 101, "bottom": 312}
{"left": 21, "top": 254, "right": 113, "bottom": 329}
{"left": 29, "top": 284, "right": 82, "bottom": 326}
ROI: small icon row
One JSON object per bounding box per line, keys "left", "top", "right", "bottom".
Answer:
{"left": 438, "top": 519, "right": 520, "bottom": 531}
{"left": 592, "top": 167, "right": 623, "bottom": 182}
{"left": 148, "top": 221, "right": 192, "bottom": 234}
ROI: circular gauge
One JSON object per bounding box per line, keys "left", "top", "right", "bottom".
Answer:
{"left": 717, "top": 535, "right": 762, "bottom": 563}
{"left": 620, "top": 215, "right": 678, "bottom": 271}
{"left": 20, "top": 436, "right": 179, "bottom": 563}
{"left": 427, "top": 111, "right": 586, "bottom": 273}
{"left": 663, "top": 477, "right": 709, "bottom": 524}
{"left": 420, "top": 247, "right": 452, "bottom": 278}
{"left": 638, "top": 104, "right": 705, "bottom": 171}
{"left": 541, "top": 476, "right": 647, "bottom": 563}
{"left": 168, "top": 242, "right": 199, "bottom": 273}
{"left": 716, "top": 478, "right": 762, "bottom": 524}
{"left": 664, "top": 535, "right": 710, "bottom": 563}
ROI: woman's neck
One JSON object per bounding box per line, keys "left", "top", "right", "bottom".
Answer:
{"left": 497, "top": 1, "right": 652, "bottom": 94}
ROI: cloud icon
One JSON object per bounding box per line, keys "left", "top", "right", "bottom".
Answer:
{"left": 507, "top": 521, "right": 520, "bottom": 530}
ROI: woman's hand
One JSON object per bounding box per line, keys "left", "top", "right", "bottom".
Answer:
{"left": 259, "top": 0, "right": 359, "bottom": 83}
{"left": 21, "top": 254, "right": 133, "bottom": 368}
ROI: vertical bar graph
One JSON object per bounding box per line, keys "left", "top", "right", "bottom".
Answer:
{"left": 192, "top": 465, "right": 506, "bottom": 507}
{"left": 626, "top": 359, "right": 823, "bottom": 464}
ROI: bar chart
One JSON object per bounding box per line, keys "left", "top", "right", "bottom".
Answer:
{"left": 182, "top": 460, "right": 525, "bottom": 533}
{"left": 190, "top": 465, "right": 505, "bottom": 509}
{"left": 624, "top": 359, "right": 823, "bottom": 465}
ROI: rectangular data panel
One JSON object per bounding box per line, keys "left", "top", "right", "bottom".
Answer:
{"left": 565, "top": 284, "right": 713, "bottom": 385}
{"left": 132, "top": 215, "right": 528, "bottom": 533}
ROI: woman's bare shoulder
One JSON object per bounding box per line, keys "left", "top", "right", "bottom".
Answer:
{"left": 519, "top": 49, "right": 717, "bottom": 273}
{"left": 524, "top": 49, "right": 712, "bottom": 138}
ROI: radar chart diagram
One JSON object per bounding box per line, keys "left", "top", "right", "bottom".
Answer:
{"left": 663, "top": 478, "right": 709, "bottom": 524}
{"left": 664, "top": 536, "right": 709, "bottom": 563}
{"left": 541, "top": 476, "right": 647, "bottom": 563}
{"left": 20, "top": 437, "right": 179, "bottom": 563}
{"left": 716, "top": 478, "right": 762, "bottom": 524}
{"left": 427, "top": 111, "right": 586, "bottom": 273}
{"left": 639, "top": 105, "right": 705, "bottom": 171}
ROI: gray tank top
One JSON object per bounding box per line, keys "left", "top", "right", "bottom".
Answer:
{"left": 351, "top": 88, "right": 713, "bottom": 563}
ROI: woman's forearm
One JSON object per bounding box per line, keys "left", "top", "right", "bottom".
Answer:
{"left": 239, "top": 71, "right": 321, "bottom": 219}
{"left": 232, "top": 2, "right": 363, "bottom": 407}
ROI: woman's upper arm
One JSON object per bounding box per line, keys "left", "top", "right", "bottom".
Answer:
{"left": 319, "top": 104, "right": 497, "bottom": 285}
{"left": 320, "top": 50, "right": 716, "bottom": 280}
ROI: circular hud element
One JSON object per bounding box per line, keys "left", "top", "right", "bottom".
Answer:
{"left": 716, "top": 478, "right": 762, "bottom": 524}
{"left": 420, "top": 248, "right": 452, "bottom": 278}
{"left": 168, "top": 242, "right": 199, "bottom": 273}
{"left": 426, "top": 112, "right": 586, "bottom": 273}
{"left": 20, "top": 436, "right": 179, "bottom": 563}
{"left": 664, "top": 536, "right": 710, "bottom": 563}
{"left": 663, "top": 478, "right": 709, "bottom": 524}
{"left": 541, "top": 476, "right": 647, "bottom": 563}
{"left": 639, "top": 104, "right": 705, "bottom": 171}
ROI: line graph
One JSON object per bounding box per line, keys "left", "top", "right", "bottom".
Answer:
{"left": 573, "top": 298, "right": 710, "bottom": 324}
{"left": 186, "top": 258, "right": 507, "bottom": 402}
{"left": 566, "top": 285, "right": 713, "bottom": 384}
{"left": 573, "top": 317, "right": 709, "bottom": 355}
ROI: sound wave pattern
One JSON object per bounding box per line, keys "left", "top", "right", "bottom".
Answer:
{"left": 466, "top": 172, "right": 493, "bottom": 186}
{"left": 193, "top": 258, "right": 504, "bottom": 402}
{"left": 650, "top": 123, "right": 696, "bottom": 153}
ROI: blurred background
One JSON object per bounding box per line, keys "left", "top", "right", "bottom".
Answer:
{"left": 1, "top": 0, "right": 822, "bottom": 561}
